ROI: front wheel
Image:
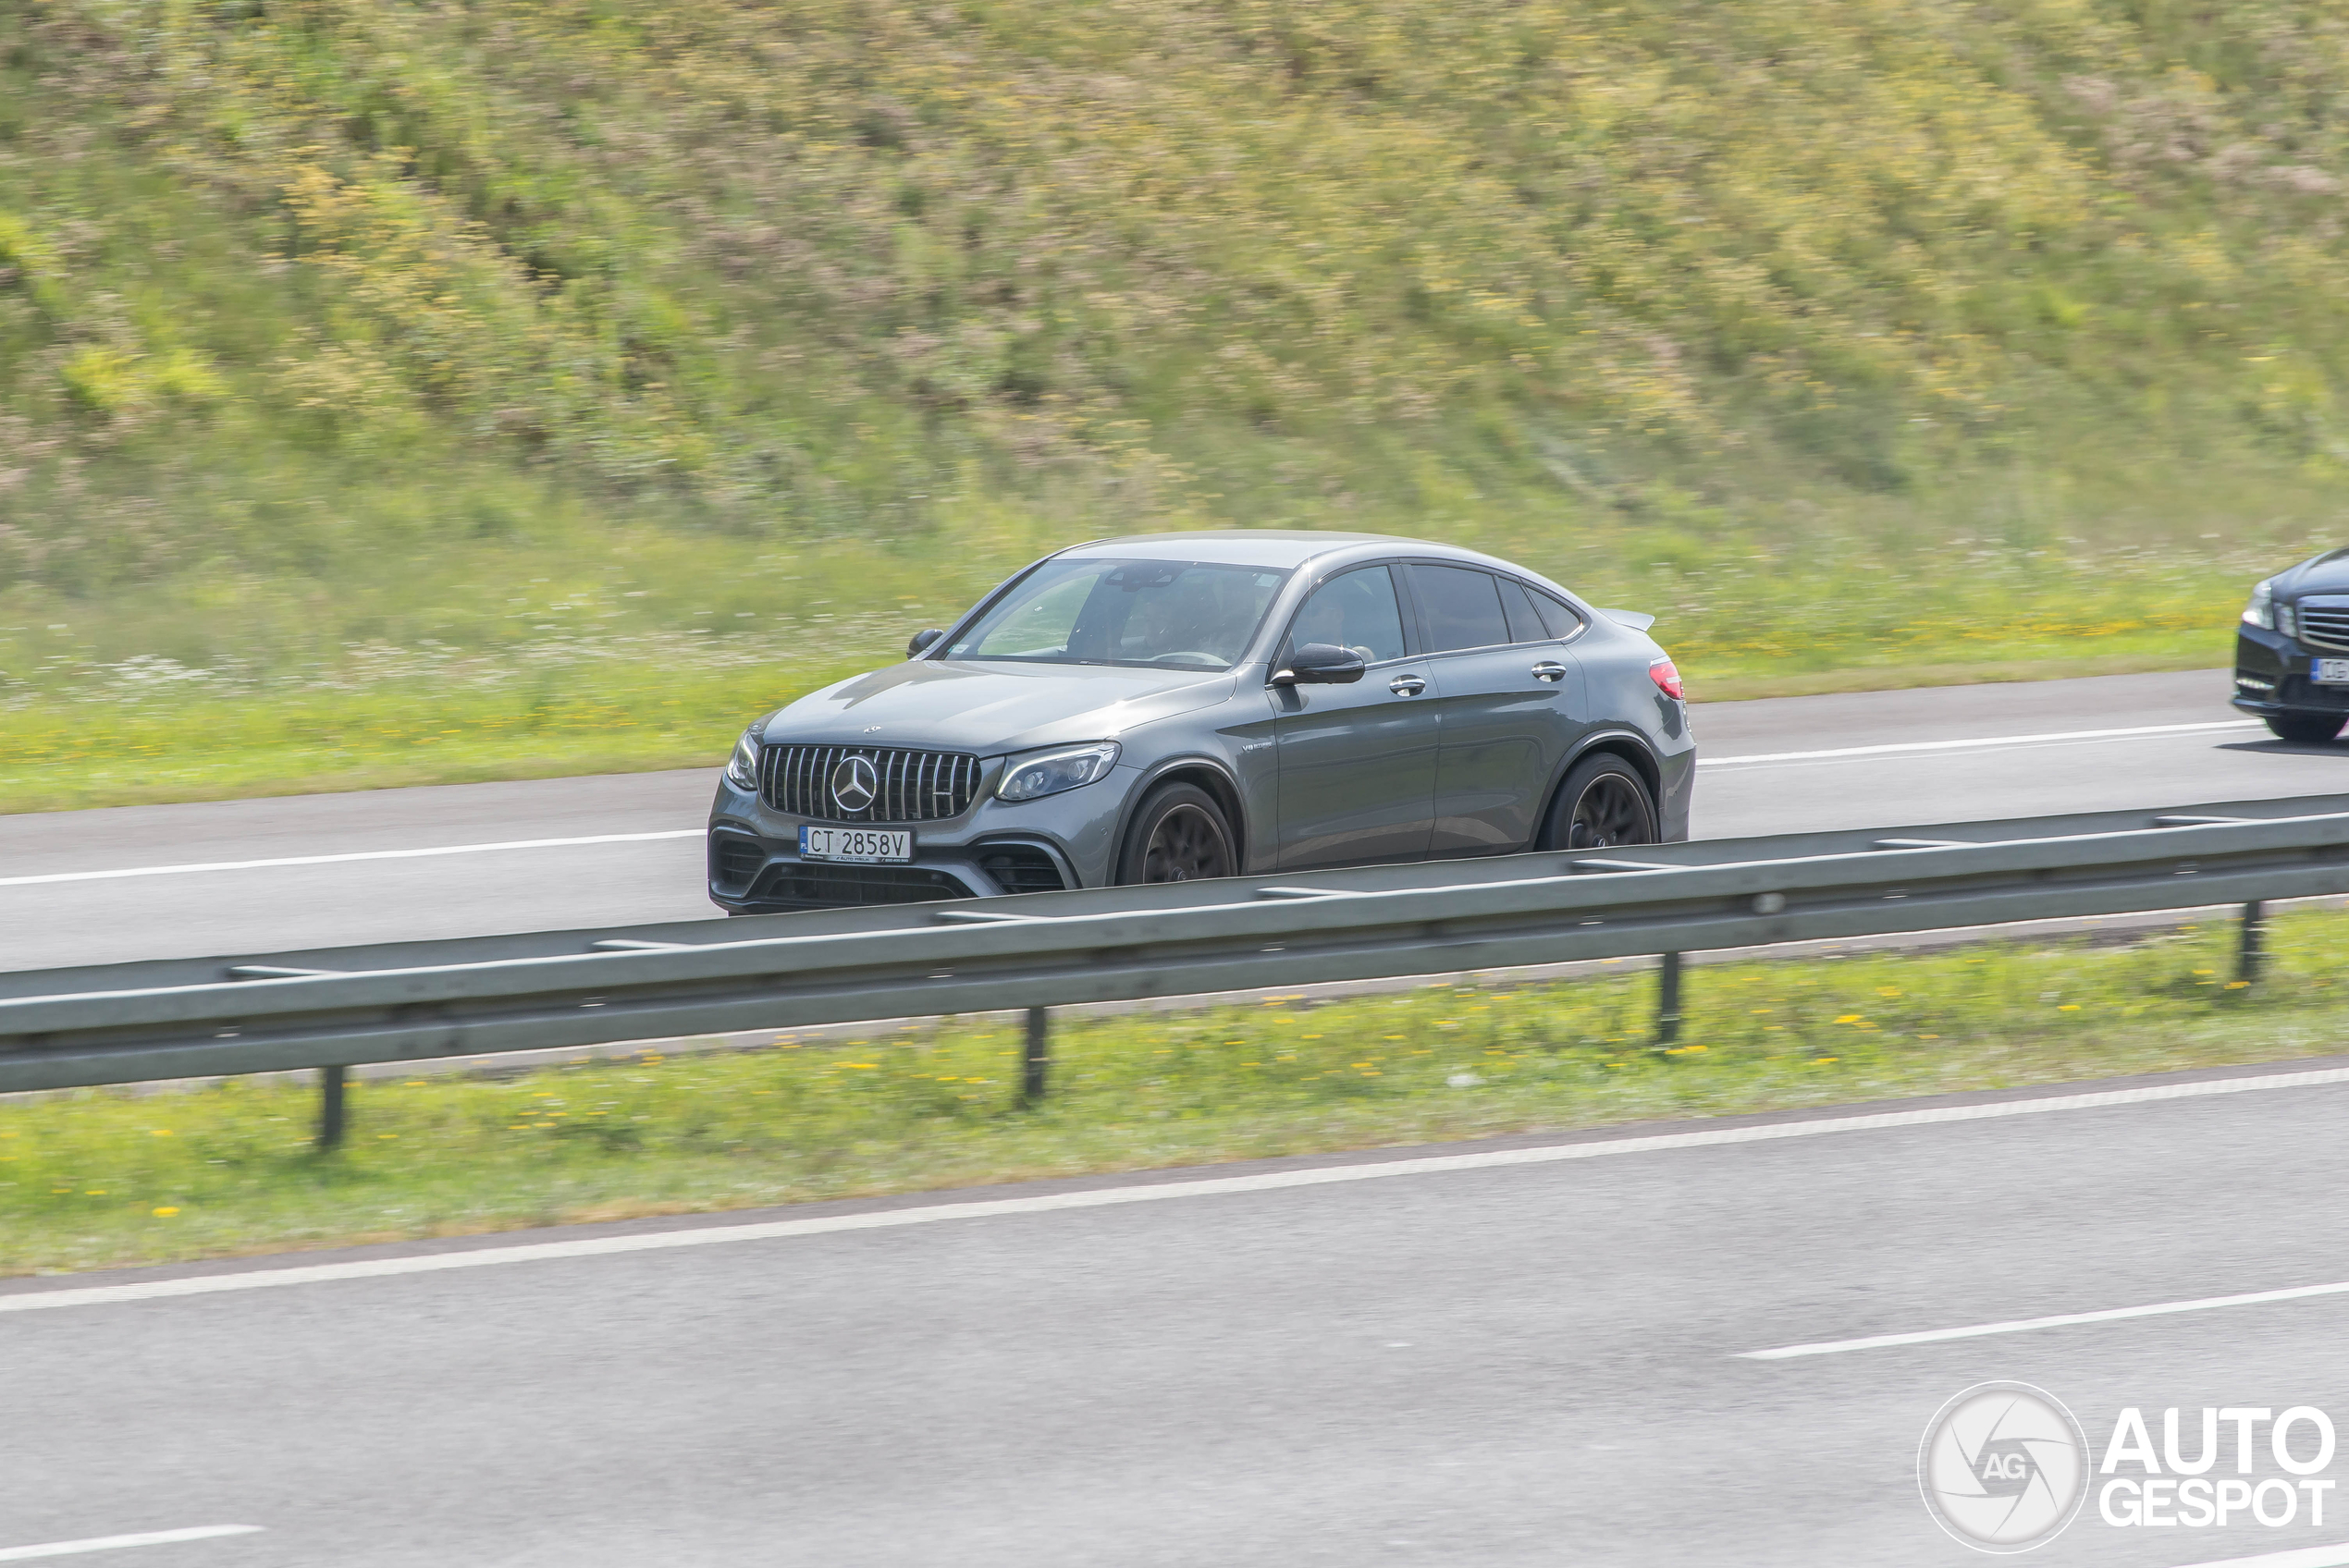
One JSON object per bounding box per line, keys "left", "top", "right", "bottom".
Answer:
{"left": 2267, "top": 713, "right": 2345, "bottom": 744}
{"left": 1116, "top": 781, "right": 1237, "bottom": 885}
{"left": 1538, "top": 753, "right": 1659, "bottom": 851}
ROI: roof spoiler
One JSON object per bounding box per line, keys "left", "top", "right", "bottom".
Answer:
{"left": 1598, "top": 607, "right": 1656, "bottom": 632}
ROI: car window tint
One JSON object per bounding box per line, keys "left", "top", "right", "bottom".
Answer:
{"left": 1527, "top": 586, "right": 1583, "bottom": 640}
{"left": 1408, "top": 564, "right": 1510, "bottom": 653}
{"left": 1285, "top": 566, "right": 1408, "bottom": 665}
{"left": 1497, "top": 578, "right": 1552, "bottom": 644}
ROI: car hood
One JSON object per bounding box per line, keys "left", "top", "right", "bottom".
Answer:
{"left": 756, "top": 660, "right": 1243, "bottom": 755}
{"left": 2282, "top": 549, "right": 2349, "bottom": 598}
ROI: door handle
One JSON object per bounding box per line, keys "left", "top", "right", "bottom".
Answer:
{"left": 1388, "top": 674, "right": 1427, "bottom": 696}
{"left": 1531, "top": 661, "right": 1567, "bottom": 683}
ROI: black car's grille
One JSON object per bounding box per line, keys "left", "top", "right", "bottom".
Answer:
{"left": 977, "top": 844, "right": 1067, "bottom": 895}
{"left": 2298, "top": 602, "right": 2349, "bottom": 653}
{"left": 709, "top": 834, "right": 766, "bottom": 889}
{"left": 763, "top": 744, "right": 981, "bottom": 823}
{"left": 747, "top": 864, "right": 971, "bottom": 909}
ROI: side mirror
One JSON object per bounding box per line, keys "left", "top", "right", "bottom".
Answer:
{"left": 1272, "top": 642, "right": 1368, "bottom": 686}
{"left": 907, "top": 628, "right": 944, "bottom": 658}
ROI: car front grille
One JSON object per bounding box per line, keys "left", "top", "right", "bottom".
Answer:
{"left": 747, "top": 864, "right": 971, "bottom": 909}
{"left": 977, "top": 844, "right": 1067, "bottom": 895}
{"left": 762, "top": 745, "right": 981, "bottom": 823}
{"left": 2297, "top": 602, "right": 2349, "bottom": 652}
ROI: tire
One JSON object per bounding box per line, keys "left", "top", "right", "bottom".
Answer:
{"left": 1116, "top": 781, "right": 1237, "bottom": 885}
{"left": 2267, "top": 713, "right": 2346, "bottom": 744}
{"left": 1538, "top": 753, "right": 1659, "bottom": 851}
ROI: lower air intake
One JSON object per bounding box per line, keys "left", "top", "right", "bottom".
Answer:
{"left": 977, "top": 845, "right": 1067, "bottom": 894}
{"left": 710, "top": 835, "right": 766, "bottom": 888}
{"left": 749, "top": 864, "right": 971, "bottom": 910}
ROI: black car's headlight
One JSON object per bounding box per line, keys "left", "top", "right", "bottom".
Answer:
{"left": 2244, "top": 579, "right": 2277, "bottom": 631}
{"left": 996, "top": 741, "right": 1121, "bottom": 802}
{"left": 724, "top": 726, "right": 763, "bottom": 790}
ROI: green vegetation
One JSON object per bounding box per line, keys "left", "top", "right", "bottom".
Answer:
{"left": 1, "top": 909, "right": 2332, "bottom": 1276}
{"left": 7, "top": 0, "right": 2347, "bottom": 806}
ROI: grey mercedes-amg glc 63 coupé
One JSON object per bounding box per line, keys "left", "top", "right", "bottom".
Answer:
{"left": 708, "top": 532, "right": 1692, "bottom": 911}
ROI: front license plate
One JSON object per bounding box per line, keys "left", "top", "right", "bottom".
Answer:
{"left": 799, "top": 826, "right": 913, "bottom": 864}
{"left": 2316, "top": 657, "right": 2349, "bottom": 686}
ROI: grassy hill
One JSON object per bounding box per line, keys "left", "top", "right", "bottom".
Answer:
{"left": 4, "top": 0, "right": 2346, "bottom": 807}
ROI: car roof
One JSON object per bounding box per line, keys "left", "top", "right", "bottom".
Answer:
{"left": 1053, "top": 530, "right": 1494, "bottom": 572}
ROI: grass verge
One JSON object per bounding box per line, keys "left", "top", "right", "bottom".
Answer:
{"left": 0, "top": 661, "right": 858, "bottom": 815}
{"left": 1, "top": 910, "right": 2333, "bottom": 1279}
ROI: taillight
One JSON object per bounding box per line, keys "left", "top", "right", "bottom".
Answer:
{"left": 1649, "top": 657, "right": 1684, "bottom": 701}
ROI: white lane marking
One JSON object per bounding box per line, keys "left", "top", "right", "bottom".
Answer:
{"left": 1698, "top": 718, "right": 2260, "bottom": 767}
{"left": 2164, "top": 1543, "right": 2349, "bottom": 1568}
{"left": 1742, "top": 1277, "right": 2349, "bottom": 1362}
{"left": 7, "top": 1062, "right": 2349, "bottom": 1317}
{"left": 0, "top": 1526, "right": 264, "bottom": 1561}
{"left": 0, "top": 830, "right": 704, "bottom": 889}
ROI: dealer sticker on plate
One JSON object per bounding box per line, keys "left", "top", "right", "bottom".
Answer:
{"left": 2316, "top": 657, "right": 2349, "bottom": 686}
{"left": 799, "top": 826, "right": 914, "bottom": 864}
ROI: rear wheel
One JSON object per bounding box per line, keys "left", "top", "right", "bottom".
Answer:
{"left": 1116, "top": 781, "right": 1236, "bottom": 885}
{"left": 2267, "top": 713, "right": 2346, "bottom": 744}
{"left": 1539, "top": 753, "right": 1658, "bottom": 851}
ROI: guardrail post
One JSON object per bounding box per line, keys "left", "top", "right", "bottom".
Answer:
{"left": 1021, "top": 1007, "right": 1050, "bottom": 1106}
{"left": 317, "top": 1064, "right": 348, "bottom": 1150}
{"left": 2239, "top": 900, "right": 2268, "bottom": 985}
{"left": 1656, "top": 952, "right": 1683, "bottom": 1046}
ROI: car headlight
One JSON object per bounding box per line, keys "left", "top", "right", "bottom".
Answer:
{"left": 724, "top": 726, "right": 763, "bottom": 790}
{"left": 2244, "top": 579, "right": 2277, "bottom": 630}
{"left": 996, "top": 741, "right": 1121, "bottom": 802}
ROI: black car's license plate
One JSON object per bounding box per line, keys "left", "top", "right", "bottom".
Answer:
{"left": 2315, "top": 657, "right": 2349, "bottom": 686}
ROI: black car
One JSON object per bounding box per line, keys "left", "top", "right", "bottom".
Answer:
{"left": 2235, "top": 550, "right": 2349, "bottom": 741}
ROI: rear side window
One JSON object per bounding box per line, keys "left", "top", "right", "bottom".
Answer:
{"left": 1497, "top": 578, "right": 1554, "bottom": 644}
{"left": 1525, "top": 584, "right": 1584, "bottom": 640}
{"left": 1285, "top": 565, "right": 1408, "bottom": 665}
{"left": 1407, "top": 564, "right": 1511, "bottom": 653}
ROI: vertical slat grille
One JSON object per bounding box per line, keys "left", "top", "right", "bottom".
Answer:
{"left": 761, "top": 744, "right": 982, "bottom": 822}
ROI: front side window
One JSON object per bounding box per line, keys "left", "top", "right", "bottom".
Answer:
{"left": 947, "top": 558, "right": 1290, "bottom": 670}
{"left": 1282, "top": 566, "right": 1409, "bottom": 667}
{"left": 1407, "top": 563, "right": 1511, "bottom": 653}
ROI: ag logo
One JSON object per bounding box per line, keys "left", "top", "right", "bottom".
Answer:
{"left": 1919, "top": 1382, "right": 2089, "bottom": 1552}
{"left": 830, "top": 754, "right": 879, "bottom": 814}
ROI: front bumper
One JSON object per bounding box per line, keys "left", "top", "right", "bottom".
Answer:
{"left": 2232, "top": 625, "right": 2349, "bottom": 717}
{"left": 706, "top": 766, "right": 1134, "bottom": 913}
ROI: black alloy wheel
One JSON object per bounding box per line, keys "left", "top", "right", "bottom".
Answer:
{"left": 1119, "top": 781, "right": 1236, "bottom": 885}
{"left": 1541, "top": 753, "right": 1659, "bottom": 851}
{"left": 2267, "top": 713, "right": 2346, "bottom": 744}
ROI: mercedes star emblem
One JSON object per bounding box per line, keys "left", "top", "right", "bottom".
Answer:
{"left": 830, "top": 753, "right": 879, "bottom": 814}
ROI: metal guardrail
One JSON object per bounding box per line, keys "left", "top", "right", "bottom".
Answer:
{"left": 7, "top": 790, "right": 2349, "bottom": 1144}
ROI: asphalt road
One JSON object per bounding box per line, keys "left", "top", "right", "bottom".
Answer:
{"left": 8, "top": 1062, "right": 2349, "bottom": 1566}
{"left": 2, "top": 666, "right": 2311, "bottom": 972}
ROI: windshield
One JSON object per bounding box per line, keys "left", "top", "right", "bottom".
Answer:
{"left": 945, "top": 558, "right": 1291, "bottom": 670}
